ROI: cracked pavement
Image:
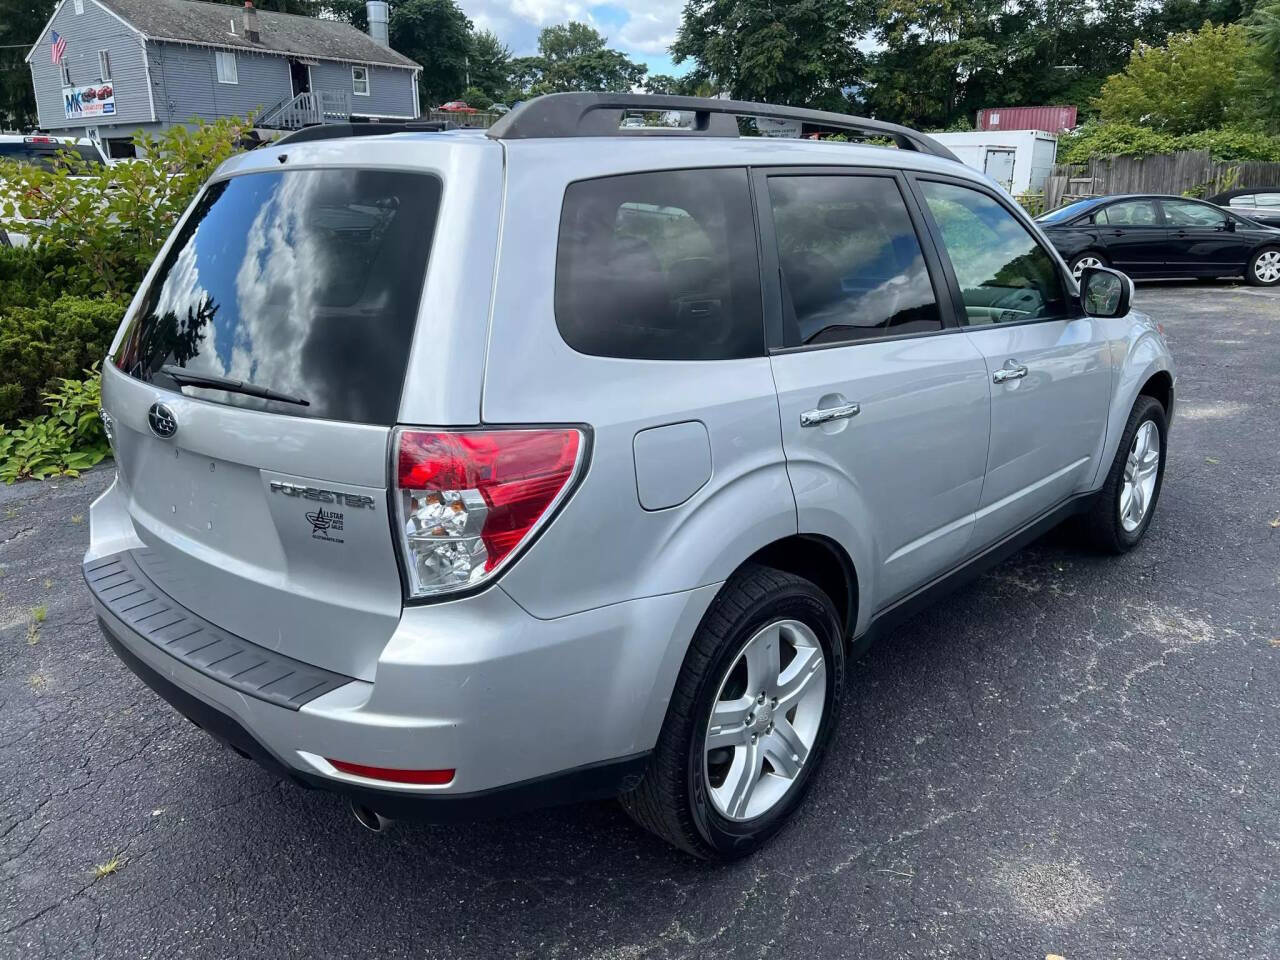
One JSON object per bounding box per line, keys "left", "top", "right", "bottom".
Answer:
{"left": 3, "top": 281, "right": 1279, "bottom": 959}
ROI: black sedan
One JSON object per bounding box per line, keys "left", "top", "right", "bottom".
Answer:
{"left": 1035, "top": 193, "right": 1280, "bottom": 287}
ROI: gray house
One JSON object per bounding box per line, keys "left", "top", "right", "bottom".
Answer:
{"left": 25, "top": 0, "right": 421, "bottom": 158}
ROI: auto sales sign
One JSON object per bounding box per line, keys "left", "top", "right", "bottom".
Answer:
{"left": 63, "top": 83, "right": 116, "bottom": 120}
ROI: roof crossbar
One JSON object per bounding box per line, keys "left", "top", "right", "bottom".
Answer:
{"left": 486, "top": 93, "right": 959, "bottom": 163}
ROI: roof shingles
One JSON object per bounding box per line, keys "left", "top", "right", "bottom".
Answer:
{"left": 98, "top": 0, "right": 419, "bottom": 69}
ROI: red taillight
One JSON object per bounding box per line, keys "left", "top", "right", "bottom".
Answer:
{"left": 395, "top": 428, "right": 583, "bottom": 597}
{"left": 327, "top": 759, "right": 455, "bottom": 785}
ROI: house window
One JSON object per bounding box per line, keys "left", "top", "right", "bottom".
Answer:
{"left": 216, "top": 51, "right": 238, "bottom": 84}
{"left": 61, "top": 64, "right": 72, "bottom": 86}
{"left": 99, "top": 50, "right": 112, "bottom": 81}
{"left": 74, "top": 0, "right": 84, "bottom": 13}
{"left": 352, "top": 66, "right": 370, "bottom": 96}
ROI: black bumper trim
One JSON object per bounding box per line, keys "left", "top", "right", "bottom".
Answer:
{"left": 98, "top": 617, "right": 652, "bottom": 822}
{"left": 84, "top": 551, "right": 351, "bottom": 710}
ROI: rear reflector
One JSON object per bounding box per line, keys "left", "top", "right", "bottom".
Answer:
{"left": 327, "top": 759, "right": 455, "bottom": 785}
{"left": 394, "top": 427, "right": 584, "bottom": 598}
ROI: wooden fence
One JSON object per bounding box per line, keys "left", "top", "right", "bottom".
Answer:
{"left": 1043, "top": 150, "right": 1280, "bottom": 210}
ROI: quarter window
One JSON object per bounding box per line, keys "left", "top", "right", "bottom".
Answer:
{"left": 215, "top": 51, "right": 238, "bottom": 84}
{"left": 555, "top": 168, "right": 763, "bottom": 360}
{"left": 1162, "top": 199, "right": 1227, "bottom": 227}
{"left": 767, "top": 175, "right": 942, "bottom": 346}
{"left": 352, "top": 66, "right": 370, "bottom": 96}
{"left": 919, "top": 180, "right": 1067, "bottom": 326}
{"left": 1097, "top": 200, "right": 1160, "bottom": 226}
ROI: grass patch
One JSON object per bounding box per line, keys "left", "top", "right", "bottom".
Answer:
{"left": 93, "top": 856, "right": 125, "bottom": 878}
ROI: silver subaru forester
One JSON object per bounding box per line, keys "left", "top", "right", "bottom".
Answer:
{"left": 85, "top": 94, "right": 1174, "bottom": 860}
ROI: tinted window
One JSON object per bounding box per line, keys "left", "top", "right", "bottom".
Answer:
{"left": 1253, "top": 193, "right": 1280, "bottom": 208}
{"left": 920, "top": 180, "right": 1067, "bottom": 325}
{"left": 1036, "top": 198, "right": 1103, "bottom": 225}
{"left": 555, "top": 168, "right": 763, "bottom": 360}
{"left": 1163, "top": 199, "right": 1226, "bottom": 227}
{"left": 1098, "top": 200, "right": 1160, "bottom": 226}
{"left": 768, "top": 175, "right": 941, "bottom": 346}
{"left": 115, "top": 169, "right": 442, "bottom": 425}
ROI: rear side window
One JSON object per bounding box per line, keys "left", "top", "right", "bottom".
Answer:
{"left": 1097, "top": 200, "right": 1159, "bottom": 226}
{"left": 767, "top": 175, "right": 942, "bottom": 346}
{"left": 115, "top": 169, "right": 442, "bottom": 424}
{"left": 555, "top": 168, "right": 763, "bottom": 360}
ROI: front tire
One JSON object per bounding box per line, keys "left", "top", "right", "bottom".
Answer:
{"left": 621, "top": 564, "right": 845, "bottom": 860}
{"left": 1247, "top": 246, "right": 1280, "bottom": 286}
{"left": 1080, "top": 395, "right": 1167, "bottom": 553}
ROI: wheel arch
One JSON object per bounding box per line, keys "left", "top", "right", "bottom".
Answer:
{"left": 734, "top": 534, "right": 860, "bottom": 641}
{"left": 1139, "top": 369, "right": 1174, "bottom": 419}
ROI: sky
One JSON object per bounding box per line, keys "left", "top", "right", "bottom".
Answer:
{"left": 456, "top": 0, "right": 691, "bottom": 77}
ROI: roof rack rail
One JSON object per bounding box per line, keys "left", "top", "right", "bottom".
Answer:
{"left": 273, "top": 120, "right": 454, "bottom": 146}
{"left": 486, "top": 93, "right": 959, "bottom": 163}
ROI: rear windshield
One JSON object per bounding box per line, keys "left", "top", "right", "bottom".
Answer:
{"left": 1035, "top": 198, "right": 1102, "bottom": 225}
{"left": 115, "top": 169, "right": 442, "bottom": 424}
{"left": 0, "top": 142, "right": 104, "bottom": 170}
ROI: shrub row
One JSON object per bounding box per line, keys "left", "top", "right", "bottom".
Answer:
{"left": 1058, "top": 122, "right": 1280, "bottom": 165}
{"left": 0, "top": 287, "right": 126, "bottom": 423}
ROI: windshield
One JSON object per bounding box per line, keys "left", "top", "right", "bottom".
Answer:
{"left": 115, "top": 168, "right": 442, "bottom": 425}
{"left": 1036, "top": 198, "right": 1103, "bottom": 225}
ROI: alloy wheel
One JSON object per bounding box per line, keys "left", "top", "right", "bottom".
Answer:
{"left": 1072, "top": 255, "right": 1102, "bottom": 281}
{"left": 1120, "top": 420, "right": 1160, "bottom": 533}
{"left": 703, "top": 619, "right": 826, "bottom": 821}
{"left": 1254, "top": 250, "right": 1280, "bottom": 284}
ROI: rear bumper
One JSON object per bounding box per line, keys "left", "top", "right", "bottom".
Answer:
{"left": 97, "top": 615, "right": 649, "bottom": 820}
{"left": 85, "top": 476, "right": 719, "bottom": 812}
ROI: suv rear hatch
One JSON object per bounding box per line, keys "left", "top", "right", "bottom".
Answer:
{"left": 103, "top": 145, "right": 495, "bottom": 682}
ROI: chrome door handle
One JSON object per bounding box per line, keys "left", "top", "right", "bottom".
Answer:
{"left": 992, "top": 362, "right": 1029, "bottom": 384}
{"left": 800, "top": 402, "right": 860, "bottom": 427}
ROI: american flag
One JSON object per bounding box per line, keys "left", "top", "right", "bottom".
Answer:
{"left": 51, "top": 31, "right": 67, "bottom": 66}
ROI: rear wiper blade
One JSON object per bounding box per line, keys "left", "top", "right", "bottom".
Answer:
{"left": 160, "top": 364, "right": 310, "bottom": 407}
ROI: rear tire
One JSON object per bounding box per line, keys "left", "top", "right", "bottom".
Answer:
{"left": 1079, "top": 395, "right": 1167, "bottom": 554}
{"left": 1246, "top": 246, "right": 1280, "bottom": 286}
{"left": 620, "top": 563, "right": 845, "bottom": 860}
{"left": 1069, "top": 251, "right": 1108, "bottom": 282}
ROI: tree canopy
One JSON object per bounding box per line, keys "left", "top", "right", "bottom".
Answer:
{"left": 672, "top": 0, "right": 874, "bottom": 109}
{"left": 1095, "top": 22, "right": 1254, "bottom": 133}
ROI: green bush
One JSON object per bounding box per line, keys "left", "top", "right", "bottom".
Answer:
{"left": 0, "top": 295, "right": 125, "bottom": 423}
{"left": 0, "top": 367, "right": 109, "bottom": 482}
{"left": 0, "top": 244, "right": 81, "bottom": 304}
{"left": 1058, "top": 121, "right": 1280, "bottom": 164}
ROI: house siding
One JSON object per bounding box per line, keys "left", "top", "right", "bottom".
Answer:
{"left": 153, "top": 43, "right": 292, "bottom": 124}
{"left": 28, "top": 0, "right": 153, "bottom": 131}
{"left": 309, "top": 61, "right": 417, "bottom": 119}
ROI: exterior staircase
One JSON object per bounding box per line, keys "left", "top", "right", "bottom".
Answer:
{"left": 257, "top": 91, "right": 351, "bottom": 131}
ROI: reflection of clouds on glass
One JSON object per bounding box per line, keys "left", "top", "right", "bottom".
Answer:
{"left": 151, "top": 233, "right": 221, "bottom": 369}
{"left": 154, "top": 240, "right": 205, "bottom": 320}
{"left": 231, "top": 172, "right": 329, "bottom": 396}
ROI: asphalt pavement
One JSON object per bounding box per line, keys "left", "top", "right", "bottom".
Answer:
{"left": 2, "top": 281, "right": 1279, "bottom": 959}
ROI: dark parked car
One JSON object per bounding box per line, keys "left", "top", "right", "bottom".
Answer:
{"left": 1036, "top": 194, "right": 1280, "bottom": 287}
{"left": 1209, "top": 187, "right": 1280, "bottom": 228}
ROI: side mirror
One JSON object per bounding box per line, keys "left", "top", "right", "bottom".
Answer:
{"left": 1079, "top": 266, "right": 1133, "bottom": 318}
{"left": 1224, "top": 218, "right": 1236, "bottom": 232}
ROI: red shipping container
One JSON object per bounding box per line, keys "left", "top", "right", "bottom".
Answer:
{"left": 977, "top": 106, "right": 1077, "bottom": 133}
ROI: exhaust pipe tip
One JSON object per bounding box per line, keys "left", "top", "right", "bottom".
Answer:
{"left": 349, "top": 800, "right": 392, "bottom": 834}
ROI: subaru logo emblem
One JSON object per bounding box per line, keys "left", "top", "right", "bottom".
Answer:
{"left": 147, "top": 402, "right": 178, "bottom": 439}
